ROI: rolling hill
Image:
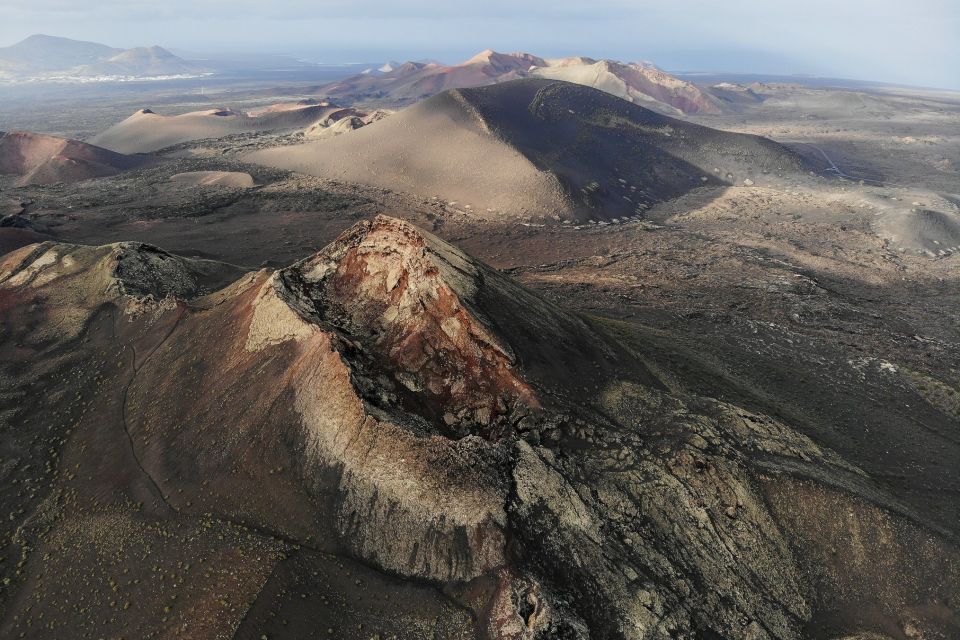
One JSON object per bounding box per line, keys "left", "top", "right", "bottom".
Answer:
{"left": 89, "top": 102, "right": 348, "bottom": 154}
{"left": 248, "top": 79, "right": 809, "bottom": 220}
{"left": 82, "top": 45, "right": 199, "bottom": 77}
{"left": 0, "top": 130, "right": 151, "bottom": 186}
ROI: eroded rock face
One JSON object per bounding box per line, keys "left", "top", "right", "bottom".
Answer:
{"left": 278, "top": 216, "right": 540, "bottom": 437}
{"left": 303, "top": 112, "right": 367, "bottom": 139}
{"left": 2, "top": 216, "right": 958, "bottom": 640}
{"left": 0, "top": 240, "right": 232, "bottom": 301}
{"left": 234, "top": 216, "right": 552, "bottom": 580}
{"left": 238, "top": 219, "right": 960, "bottom": 637}
{"left": 0, "top": 240, "right": 241, "bottom": 343}
{"left": 131, "top": 254, "right": 518, "bottom": 583}
{"left": 281, "top": 319, "right": 513, "bottom": 582}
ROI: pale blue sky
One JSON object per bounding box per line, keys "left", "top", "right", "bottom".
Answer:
{"left": 2, "top": 0, "right": 958, "bottom": 88}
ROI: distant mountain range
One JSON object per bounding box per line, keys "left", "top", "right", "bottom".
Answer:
{"left": 333, "top": 49, "right": 722, "bottom": 114}
{"left": 0, "top": 37, "right": 724, "bottom": 116}
{"left": 0, "top": 34, "right": 208, "bottom": 82}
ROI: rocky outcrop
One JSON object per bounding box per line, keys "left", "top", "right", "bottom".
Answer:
{"left": 239, "top": 268, "right": 514, "bottom": 581}
{"left": 0, "top": 240, "right": 239, "bottom": 300}
{"left": 277, "top": 217, "right": 540, "bottom": 434}
{"left": 1, "top": 216, "right": 957, "bottom": 639}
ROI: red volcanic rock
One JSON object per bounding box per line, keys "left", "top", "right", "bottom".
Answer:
{"left": 280, "top": 215, "right": 540, "bottom": 434}
{"left": 317, "top": 49, "right": 720, "bottom": 114}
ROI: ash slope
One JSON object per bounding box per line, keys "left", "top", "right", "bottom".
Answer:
{"left": 89, "top": 101, "right": 341, "bottom": 154}
{"left": 0, "top": 130, "right": 151, "bottom": 186}
{"left": 248, "top": 79, "right": 810, "bottom": 221}
{"left": 0, "top": 216, "right": 956, "bottom": 640}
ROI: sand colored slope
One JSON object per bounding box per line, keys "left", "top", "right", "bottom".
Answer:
{"left": 0, "top": 130, "right": 149, "bottom": 186}
{"left": 530, "top": 58, "right": 721, "bottom": 114}
{"left": 875, "top": 207, "right": 960, "bottom": 256}
{"left": 247, "top": 87, "right": 570, "bottom": 217}
{"left": 89, "top": 102, "right": 342, "bottom": 154}
{"left": 169, "top": 170, "right": 255, "bottom": 188}
{"left": 246, "top": 99, "right": 332, "bottom": 117}
{"left": 248, "top": 79, "right": 806, "bottom": 220}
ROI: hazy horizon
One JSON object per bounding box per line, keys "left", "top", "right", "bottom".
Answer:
{"left": 2, "top": 0, "right": 959, "bottom": 90}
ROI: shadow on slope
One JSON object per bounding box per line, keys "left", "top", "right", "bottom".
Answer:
{"left": 248, "top": 79, "right": 814, "bottom": 222}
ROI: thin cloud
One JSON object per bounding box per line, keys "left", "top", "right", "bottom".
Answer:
{"left": 1, "top": 0, "right": 957, "bottom": 88}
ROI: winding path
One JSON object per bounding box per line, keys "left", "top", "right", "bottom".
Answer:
{"left": 807, "top": 143, "right": 907, "bottom": 188}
